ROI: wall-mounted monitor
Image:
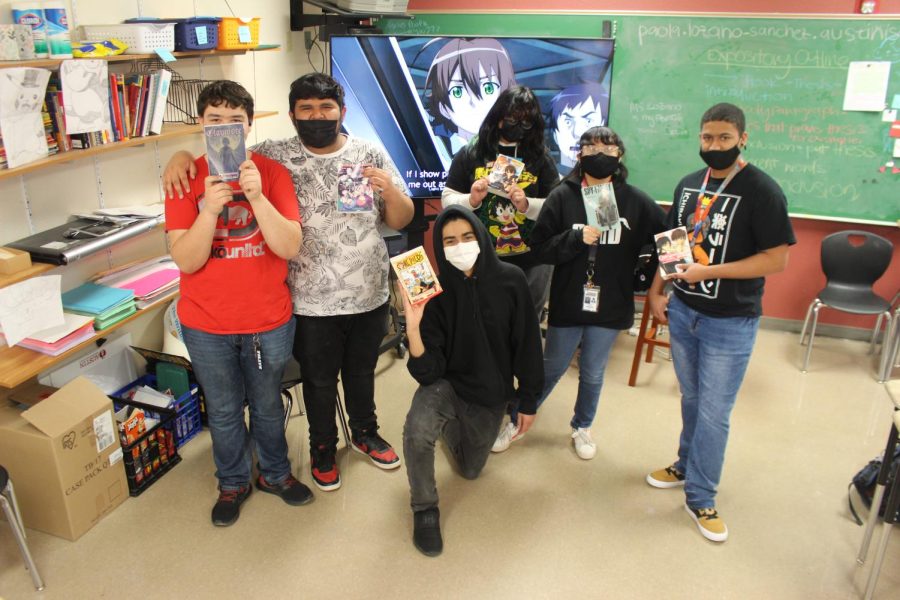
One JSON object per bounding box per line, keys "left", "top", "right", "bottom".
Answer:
{"left": 331, "top": 35, "right": 615, "bottom": 197}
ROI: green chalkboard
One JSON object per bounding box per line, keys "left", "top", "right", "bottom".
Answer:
{"left": 384, "top": 14, "right": 900, "bottom": 224}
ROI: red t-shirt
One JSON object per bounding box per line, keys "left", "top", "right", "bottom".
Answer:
{"left": 165, "top": 153, "right": 300, "bottom": 334}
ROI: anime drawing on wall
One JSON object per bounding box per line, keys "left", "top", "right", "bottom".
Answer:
{"left": 330, "top": 35, "right": 614, "bottom": 198}
{"left": 549, "top": 82, "right": 609, "bottom": 174}
{"left": 424, "top": 38, "right": 517, "bottom": 156}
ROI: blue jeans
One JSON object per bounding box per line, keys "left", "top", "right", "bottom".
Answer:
{"left": 510, "top": 324, "right": 619, "bottom": 430}
{"left": 667, "top": 293, "right": 759, "bottom": 509}
{"left": 182, "top": 319, "right": 295, "bottom": 491}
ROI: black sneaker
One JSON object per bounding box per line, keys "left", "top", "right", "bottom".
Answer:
{"left": 310, "top": 444, "right": 341, "bottom": 491}
{"left": 256, "top": 474, "right": 314, "bottom": 506}
{"left": 413, "top": 507, "right": 443, "bottom": 557}
{"left": 351, "top": 428, "right": 401, "bottom": 470}
{"left": 211, "top": 485, "right": 251, "bottom": 527}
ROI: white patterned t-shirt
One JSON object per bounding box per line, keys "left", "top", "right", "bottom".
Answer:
{"left": 251, "top": 135, "right": 408, "bottom": 316}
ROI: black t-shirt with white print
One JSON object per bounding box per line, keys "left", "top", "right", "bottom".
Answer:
{"left": 667, "top": 163, "right": 796, "bottom": 318}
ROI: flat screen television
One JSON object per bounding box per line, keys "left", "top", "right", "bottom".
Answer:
{"left": 330, "top": 35, "right": 615, "bottom": 198}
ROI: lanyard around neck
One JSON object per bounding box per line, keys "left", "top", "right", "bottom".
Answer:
{"left": 690, "top": 158, "right": 745, "bottom": 243}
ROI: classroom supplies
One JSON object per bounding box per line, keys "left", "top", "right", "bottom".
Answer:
{"left": 11, "top": 2, "right": 47, "bottom": 57}
{"left": 43, "top": 1, "right": 71, "bottom": 58}
{"left": 61, "top": 281, "right": 133, "bottom": 315}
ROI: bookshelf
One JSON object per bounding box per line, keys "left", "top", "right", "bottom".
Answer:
{"left": 0, "top": 292, "right": 178, "bottom": 389}
{"left": 0, "top": 111, "right": 278, "bottom": 181}
{"left": 0, "top": 46, "right": 279, "bottom": 70}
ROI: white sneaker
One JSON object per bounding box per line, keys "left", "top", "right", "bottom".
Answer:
{"left": 491, "top": 422, "right": 521, "bottom": 453}
{"left": 571, "top": 428, "right": 596, "bottom": 460}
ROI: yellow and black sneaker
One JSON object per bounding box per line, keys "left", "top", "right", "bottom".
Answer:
{"left": 646, "top": 464, "right": 685, "bottom": 488}
{"left": 685, "top": 504, "right": 728, "bottom": 542}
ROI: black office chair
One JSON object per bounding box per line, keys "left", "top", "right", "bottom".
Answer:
{"left": 800, "top": 231, "right": 893, "bottom": 376}
{"left": 1, "top": 465, "right": 45, "bottom": 591}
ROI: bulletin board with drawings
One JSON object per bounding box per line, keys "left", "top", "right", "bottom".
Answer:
{"left": 383, "top": 13, "right": 900, "bottom": 224}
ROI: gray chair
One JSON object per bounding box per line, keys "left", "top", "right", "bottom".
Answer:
{"left": 800, "top": 231, "right": 893, "bottom": 377}
{"left": 0, "top": 465, "right": 45, "bottom": 591}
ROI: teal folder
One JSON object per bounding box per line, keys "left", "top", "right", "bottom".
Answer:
{"left": 62, "top": 283, "right": 134, "bottom": 315}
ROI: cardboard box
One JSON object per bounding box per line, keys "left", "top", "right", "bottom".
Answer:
{"left": 8, "top": 380, "right": 59, "bottom": 406}
{"left": 0, "top": 246, "right": 32, "bottom": 275}
{"left": 0, "top": 377, "right": 128, "bottom": 541}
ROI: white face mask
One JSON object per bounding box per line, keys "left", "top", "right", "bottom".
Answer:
{"left": 444, "top": 240, "right": 480, "bottom": 273}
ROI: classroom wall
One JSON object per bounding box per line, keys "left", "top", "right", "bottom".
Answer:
{"left": 0, "top": 0, "right": 313, "bottom": 350}
{"left": 407, "top": 2, "right": 900, "bottom": 330}
{"left": 407, "top": 0, "right": 900, "bottom": 14}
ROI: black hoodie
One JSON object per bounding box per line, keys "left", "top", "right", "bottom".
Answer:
{"left": 406, "top": 206, "right": 544, "bottom": 415}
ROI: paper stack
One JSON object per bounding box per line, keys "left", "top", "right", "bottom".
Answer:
{"left": 62, "top": 282, "right": 135, "bottom": 330}
{"left": 94, "top": 255, "right": 180, "bottom": 309}
{"left": 0, "top": 312, "right": 95, "bottom": 356}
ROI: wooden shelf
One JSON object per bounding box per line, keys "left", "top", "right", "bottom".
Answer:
{"left": 0, "top": 46, "right": 279, "bottom": 70}
{"left": 0, "top": 263, "right": 55, "bottom": 289}
{"left": 0, "top": 111, "right": 278, "bottom": 181}
{"left": 0, "top": 292, "right": 177, "bottom": 389}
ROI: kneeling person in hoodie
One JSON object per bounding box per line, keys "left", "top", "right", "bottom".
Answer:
{"left": 399, "top": 206, "right": 544, "bottom": 557}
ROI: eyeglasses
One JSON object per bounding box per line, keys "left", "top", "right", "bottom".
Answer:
{"left": 577, "top": 143, "right": 620, "bottom": 157}
{"left": 501, "top": 118, "right": 534, "bottom": 130}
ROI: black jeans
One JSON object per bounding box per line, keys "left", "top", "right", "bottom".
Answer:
{"left": 293, "top": 303, "right": 389, "bottom": 450}
{"left": 403, "top": 380, "right": 504, "bottom": 512}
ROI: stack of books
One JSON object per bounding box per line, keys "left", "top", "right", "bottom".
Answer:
{"left": 93, "top": 255, "right": 180, "bottom": 309}
{"left": 0, "top": 313, "right": 95, "bottom": 356}
{"left": 62, "top": 282, "right": 136, "bottom": 331}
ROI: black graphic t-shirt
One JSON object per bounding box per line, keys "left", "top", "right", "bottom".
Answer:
{"left": 445, "top": 144, "right": 559, "bottom": 270}
{"left": 666, "top": 163, "right": 796, "bottom": 318}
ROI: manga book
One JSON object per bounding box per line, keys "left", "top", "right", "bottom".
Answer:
{"left": 204, "top": 123, "right": 246, "bottom": 182}
{"left": 390, "top": 246, "right": 442, "bottom": 305}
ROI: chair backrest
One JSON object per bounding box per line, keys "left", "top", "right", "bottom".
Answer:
{"left": 821, "top": 230, "right": 893, "bottom": 287}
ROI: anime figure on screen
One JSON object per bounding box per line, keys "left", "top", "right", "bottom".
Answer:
{"left": 425, "top": 38, "right": 517, "bottom": 156}
{"left": 548, "top": 82, "right": 609, "bottom": 175}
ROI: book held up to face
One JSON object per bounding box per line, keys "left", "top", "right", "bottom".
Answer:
{"left": 390, "top": 246, "right": 442, "bottom": 305}
{"left": 487, "top": 154, "right": 525, "bottom": 198}
{"left": 655, "top": 226, "right": 693, "bottom": 279}
{"left": 204, "top": 123, "right": 246, "bottom": 182}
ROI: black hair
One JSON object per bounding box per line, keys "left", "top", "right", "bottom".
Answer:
{"left": 563, "top": 126, "right": 629, "bottom": 185}
{"left": 289, "top": 73, "right": 345, "bottom": 112}
{"left": 701, "top": 102, "right": 746, "bottom": 135}
{"left": 473, "top": 85, "right": 547, "bottom": 165}
{"left": 656, "top": 236, "right": 670, "bottom": 253}
{"left": 197, "top": 80, "right": 254, "bottom": 124}
{"left": 489, "top": 196, "right": 515, "bottom": 219}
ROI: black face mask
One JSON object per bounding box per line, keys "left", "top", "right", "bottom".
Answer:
{"left": 500, "top": 124, "right": 525, "bottom": 143}
{"left": 699, "top": 145, "right": 741, "bottom": 170}
{"left": 294, "top": 119, "right": 339, "bottom": 148}
{"left": 581, "top": 153, "right": 619, "bottom": 179}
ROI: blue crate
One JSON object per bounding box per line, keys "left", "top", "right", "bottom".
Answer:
{"left": 174, "top": 17, "right": 220, "bottom": 51}
{"left": 112, "top": 374, "right": 202, "bottom": 448}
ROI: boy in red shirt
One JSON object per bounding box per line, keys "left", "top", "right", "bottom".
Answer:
{"left": 165, "top": 81, "right": 311, "bottom": 526}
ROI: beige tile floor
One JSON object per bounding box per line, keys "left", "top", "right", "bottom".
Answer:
{"left": 1, "top": 327, "right": 899, "bottom": 599}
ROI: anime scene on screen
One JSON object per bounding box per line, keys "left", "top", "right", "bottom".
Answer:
{"left": 330, "top": 36, "right": 614, "bottom": 197}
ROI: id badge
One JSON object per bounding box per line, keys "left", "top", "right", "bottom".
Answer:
{"left": 582, "top": 285, "right": 600, "bottom": 312}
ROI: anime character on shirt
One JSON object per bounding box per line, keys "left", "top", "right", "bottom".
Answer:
{"left": 489, "top": 196, "right": 527, "bottom": 255}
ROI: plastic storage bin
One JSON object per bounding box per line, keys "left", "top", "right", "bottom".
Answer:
{"left": 111, "top": 397, "right": 181, "bottom": 496}
{"left": 81, "top": 23, "right": 175, "bottom": 54}
{"left": 217, "top": 17, "right": 259, "bottom": 50}
{"left": 174, "top": 17, "right": 220, "bottom": 51}
{"left": 113, "top": 374, "right": 203, "bottom": 449}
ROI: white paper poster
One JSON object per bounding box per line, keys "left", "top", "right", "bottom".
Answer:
{"left": 0, "top": 275, "right": 64, "bottom": 346}
{"left": 0, "top": 67, "right": 51, "bottom": 168}
{"left": 843, "top": 61, "right": 891, "bottom": 112}
{"left": 60, "top": 59, "right": 112, "bottom": 135}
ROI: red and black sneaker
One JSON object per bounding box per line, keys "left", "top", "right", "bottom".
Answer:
{"left": 310, "top": 445, "right": 341, "bottom": 491}
{"left": 351, "top": 429, "right": 401, "bottom": 470}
